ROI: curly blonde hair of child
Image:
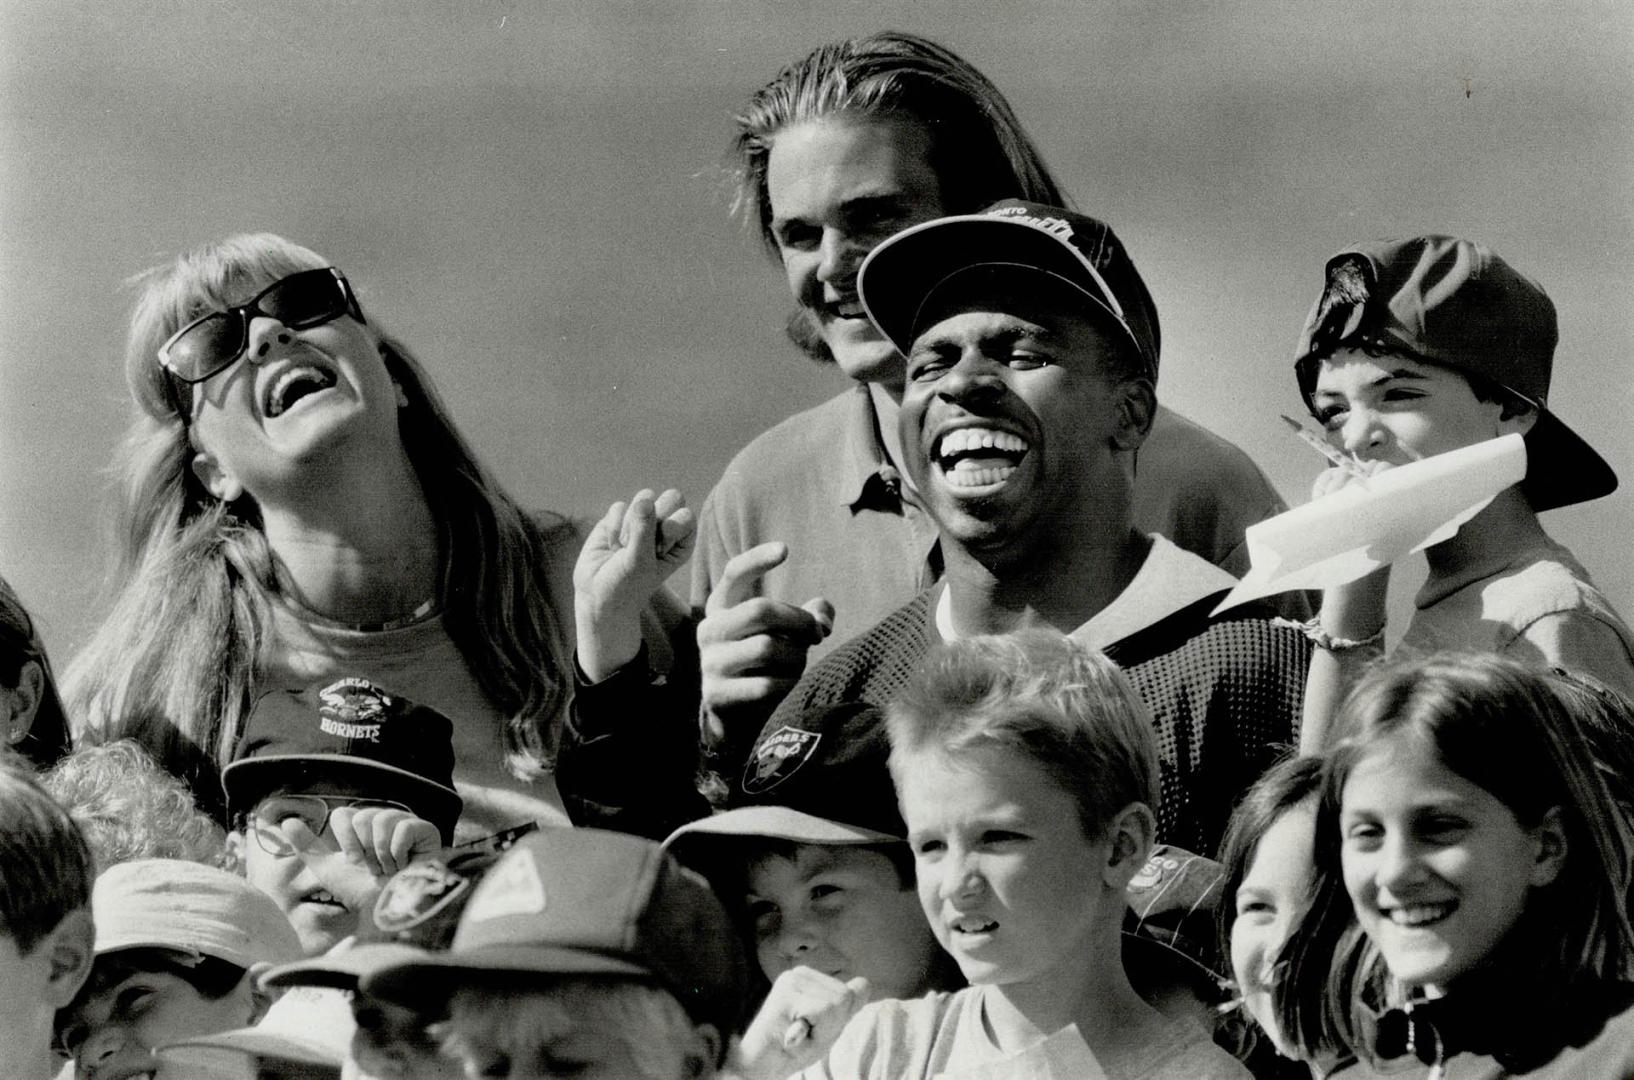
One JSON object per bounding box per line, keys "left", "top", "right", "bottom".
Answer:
{"left": 41, "top": 739, "right": 233, "bottom": 874}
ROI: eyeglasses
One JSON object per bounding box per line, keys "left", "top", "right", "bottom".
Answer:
{"left": 156, "top": 267, "right": 362, "bottom": 390}
{"left": 246, "top": 793, "right": 412, "bottom": 856}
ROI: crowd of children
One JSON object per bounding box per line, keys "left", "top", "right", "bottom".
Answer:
{"left": 4, "top": 27, "right": 1634, "bottom": 1080}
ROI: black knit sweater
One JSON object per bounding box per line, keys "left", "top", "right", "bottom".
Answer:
{"left": 752, "top": 588, "right": 1311, "bottom": 857}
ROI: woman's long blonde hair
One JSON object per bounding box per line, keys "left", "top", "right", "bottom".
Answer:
{"left": 65, "top": 234, "right": 576, "bottom": 817}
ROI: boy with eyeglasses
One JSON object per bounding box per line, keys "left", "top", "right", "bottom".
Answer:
{"left": 224, "top": 676, "right": 464, "bottom": 955}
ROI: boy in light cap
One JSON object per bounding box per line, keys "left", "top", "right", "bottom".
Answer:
{"left": 224, "top": 677, "right": 462, "bottom": 955}
{"left": 363, "top": 828, "right": 748, "bottom": 1080}
{"left": 1291, "top": 236, "right": 1634, "bottom": 746}
{"left": 56, "top": 858, "right": 303, "bottom": 1080}
{"left": 0, "top": 758, "right": 95, "bottom": 1080}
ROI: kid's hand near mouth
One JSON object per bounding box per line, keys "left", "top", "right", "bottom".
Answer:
{"left": 1299, "top": 457, "right": 1396, "bottom": 754}
{"left": 737, "top": 966, "right": 870, "bottom": 1080}
{"left": 1310, "top": 456, "right": 1393, "bottom": 501}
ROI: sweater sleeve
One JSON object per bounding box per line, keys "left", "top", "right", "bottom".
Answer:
{"left": 555, "top": 599, "right": 709, "bottom": 841}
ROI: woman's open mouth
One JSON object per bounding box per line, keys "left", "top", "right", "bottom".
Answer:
{"left": 264, "top": 363, "right": 339, "bottom": 418}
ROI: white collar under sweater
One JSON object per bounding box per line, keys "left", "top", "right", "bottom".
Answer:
{"left": 934, "top": 534, "right": 1241, "bottom": 650}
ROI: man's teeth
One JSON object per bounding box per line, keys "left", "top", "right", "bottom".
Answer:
{"left": 832, "top": 299, "right": 866, "bottom": 318}
{"left": 952, "top": 916, "right": 998, "bottom": 934}
{"left": 1387, "top": 902, "right": 1455, "bottom": 927}
{"left": 306, "top": 888, "right": 338, "bottom": 905}
{"left": 935, "top": 428, "right": 1029, "bottom": 489}
{"left": 945, "top": 463, "right": 1017, "bottom": 489}
{"left": 938, "top": 428, "right": 1028, "bottom": 457}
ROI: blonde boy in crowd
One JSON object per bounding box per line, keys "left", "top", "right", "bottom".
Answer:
{"left": 802, "top": 632, "right": 1249, "bottom": 1079}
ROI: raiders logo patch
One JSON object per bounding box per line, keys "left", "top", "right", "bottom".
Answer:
{"left": 742, "top": 726, "right": 821, "bottom": 794}
{"left": 373, "top": 859, "right": 471, "bottom": 933}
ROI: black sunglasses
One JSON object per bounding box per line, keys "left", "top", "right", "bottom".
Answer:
{"left": 156, "top": 267, "right": 363, "bottom": 392}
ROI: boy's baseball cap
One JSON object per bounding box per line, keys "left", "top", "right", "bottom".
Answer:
{"left": 361, "top": 828, "right": 748, "bottom": 1035}
{"left": 859, "top": 199, "right": 1161, "bottom": 380}
{"left": 92, "top": 858, "right": 302, "bottom": 968}
{"left": 158, "top": 985, "right": 354, "bottom": 1073}
{"left": 222, "top": 676, "right": 463, "bottom": 839}
{"left": 260, "top": 841, "right": 510, "bottom": 991}
{"left": 1293, "top": 235, "right": 1617, "bottom": 511}
{"left": 665, "top": 701, "right": 903, "bottom": 863}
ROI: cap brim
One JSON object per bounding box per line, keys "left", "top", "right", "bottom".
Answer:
{"left": 260, "top": 941, "right": 430, "bottom": 990}
{"left": 222, "top": 754, "right": 462, "bottom": 828}
{"left": 361, "top": 944, "right": 653, "bottom": 1011}
{"left": 859, "top": 215, "right": 1137, "bottom": 361}
{"left": 663, "top": 806, "right": 902, "bottom": 853}
{"left": 1521, "top": 408, "right": 1618, "bottom": 512}
{"left": 161, "top": 1030, "right": 343, "bottom": 1068}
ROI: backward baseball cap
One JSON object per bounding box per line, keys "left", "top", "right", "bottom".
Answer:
{"left": 1292, "top": 235, "right": 1616, "bottom": 512}
{"left": 222, "top": 677, "right": 463, "bottom": 841}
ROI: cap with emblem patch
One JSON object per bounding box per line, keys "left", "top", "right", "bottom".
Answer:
{"left": 258, "top": 843, "right": 508, "bottom": 991}
{"left": 222, "top": 676, "right": 462, "bottom": 841}
{"left": 663, "top": 701, "right": 904, "bottom": 871}
{"left": 360, "top": 828, "right": 747, "bottom": 1035}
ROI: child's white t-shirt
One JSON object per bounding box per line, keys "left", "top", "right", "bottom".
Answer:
{"left": 795, "top": 985, "right": 1251, "bottom": 1080}
{"left": 1401, "top": 537, "right": 1634, "bottom": 701}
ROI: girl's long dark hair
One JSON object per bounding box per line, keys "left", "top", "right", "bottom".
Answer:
{"left": 1274, "top": 653, "right": 1634, "bottom": 1064}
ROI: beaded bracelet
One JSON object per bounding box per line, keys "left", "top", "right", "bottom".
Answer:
{"left": 1278, "top": 616, "right": 1386, "bottom": 653}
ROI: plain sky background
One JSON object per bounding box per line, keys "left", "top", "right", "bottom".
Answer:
{"left": 2, "top": 0, "right": 1630, "bottom": 665}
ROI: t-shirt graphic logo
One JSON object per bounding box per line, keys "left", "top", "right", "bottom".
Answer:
{"left": 743, "top": 726, "right": 822, "bottom": 793}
